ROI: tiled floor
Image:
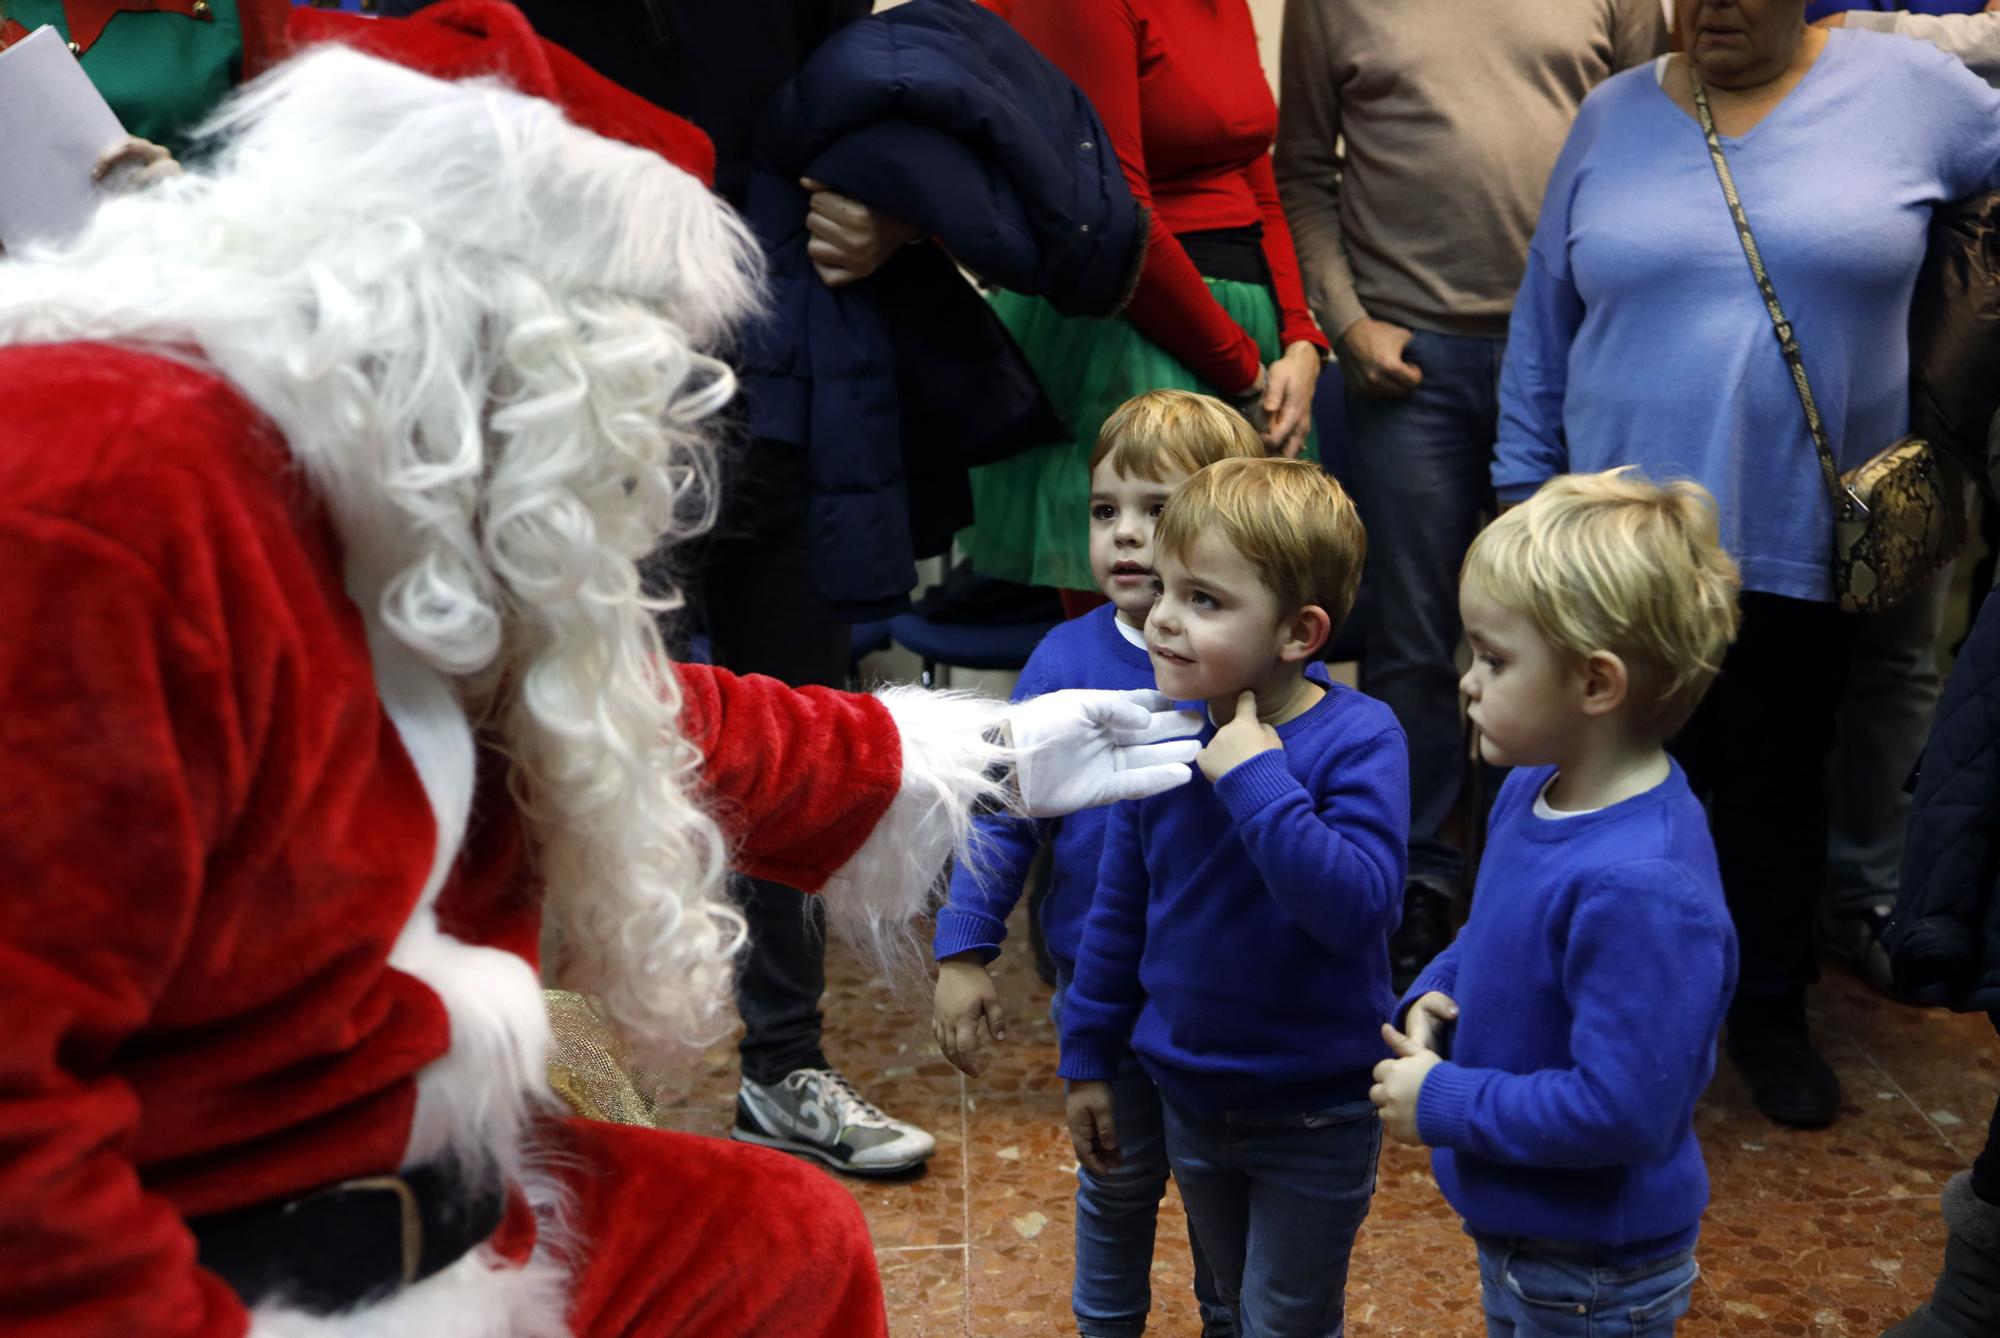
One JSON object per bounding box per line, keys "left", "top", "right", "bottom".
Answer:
{"left": 654, "top": 908, "right": 1998, "bottom": 1336}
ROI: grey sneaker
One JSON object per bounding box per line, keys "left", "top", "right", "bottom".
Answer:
{"left": 732, "top": 1067, "right": 937, "bottom": 1176}
{"left": 1815, "top": 900, "right": 1905, "bottom": 999}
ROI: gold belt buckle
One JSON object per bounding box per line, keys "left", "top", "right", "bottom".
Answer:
{"left": 291, "top": 1174, "right": 423, "bottom": 1287}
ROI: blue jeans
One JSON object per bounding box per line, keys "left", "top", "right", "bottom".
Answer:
{"left": 1051, "top": 982, "right": 1233, "bottom": 1337}
{"left": 1475, "top": 1239, "right": 1699, "bottom": 1337}
{"left": 1159, "top": 1094, "right": 1381, "bottom": 1337}
{"left": 1342, "top": 330, "right": 1506, "bottom": 889}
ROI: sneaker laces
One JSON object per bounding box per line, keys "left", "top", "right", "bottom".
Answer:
{"left": 795, "top": 1068, "right": 897, "bottom": 1131}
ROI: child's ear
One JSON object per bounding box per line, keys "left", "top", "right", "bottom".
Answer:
{"left": 1278, "top": 604, "right": 1332, "bottom": 663}
{"left": 1578, "top": 650, "right": 1630, "bottom": 717}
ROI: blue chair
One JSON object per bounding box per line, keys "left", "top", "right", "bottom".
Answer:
{"left": 849, "top": 619, "right": 893, "bottom": 662}
{"left": 886, "top": 611, "right": 1058, "bottom": 689}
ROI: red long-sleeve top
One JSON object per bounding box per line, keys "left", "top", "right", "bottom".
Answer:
{"left": 1003, "top": 0, "right": 1327, "bottom": 393}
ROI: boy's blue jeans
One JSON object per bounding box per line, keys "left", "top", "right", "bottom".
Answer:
{"left": 1474, "top": 1237, "right": 1699, "bottom": 1337}
{"left": 1052, "top": 981, "right": 1234, "bottom": 1337}
{"left": 1158, "top": 1093, "right": 1381, "bottom": 1337}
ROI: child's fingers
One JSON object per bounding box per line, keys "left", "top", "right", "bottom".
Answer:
{"left": 1096, "top": 1108, "right": 1119, "bottom": 1164}
{"left": 1235, "top": 689, "right": 1258, "bottom": 720}
{"left": 1068, "top": 1113, "right": 1104, "bottom": 1174}
{"left": 953, "top": 1019, "right": 984, "bottom": 1076}
{"left": 1381, "top": 1021, "right": 1425, "bottom": 1058}
{"left": 982, "top": 996, "right": 1007, "bottom": 1043}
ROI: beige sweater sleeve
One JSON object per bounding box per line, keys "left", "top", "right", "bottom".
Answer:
{"left": 1275, "top": 0, "right": 1367, "bottom": 343}
{"left": 1611, "top": 0, "right": 1672, "bottom": 71}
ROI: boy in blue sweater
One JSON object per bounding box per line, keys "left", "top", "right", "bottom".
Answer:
{"left": 1060, "top": 457, "right": 1409, "bottom": 1337}
{"left": 932, "top": 389, "right": 1262, "bottom": 1338}
{"left": 1370, "top": 469, "right": 1743, "bottom": 1336}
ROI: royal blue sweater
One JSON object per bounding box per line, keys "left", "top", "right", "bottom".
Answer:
{"left": 1401, "top": 763, "right": 1737, "bottom": 1264}
{"left": 933, "top": 604, "right": 1156, "bottom": 977}
{"left": 1058, "top": 670, "right": 1409, "bottom": 1114}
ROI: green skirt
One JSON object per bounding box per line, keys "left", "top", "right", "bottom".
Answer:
{"left": 961, "top": 280, "right": 1316, "bottom": 591}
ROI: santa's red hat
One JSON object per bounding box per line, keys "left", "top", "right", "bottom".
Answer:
{"left": 287, "top": 0, "right": 716, "bottom": 188}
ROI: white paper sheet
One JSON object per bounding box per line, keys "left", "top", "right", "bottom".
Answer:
{"left": 0, "top": 26, "right": 128, "bottom": 249}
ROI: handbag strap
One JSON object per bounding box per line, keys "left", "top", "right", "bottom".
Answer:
{"left": 1687, "top": 69, "right": 1864, "bottom": 520}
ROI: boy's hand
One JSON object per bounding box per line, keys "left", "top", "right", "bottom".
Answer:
{"left": 1196, "top": 690, "right": 1281, "bottom": 782}
{"left": 1403, "top": 991, "right": 1460, "bottom": 1056}
{"left": 1370, "top": 1022, "right": 1442, "bottom": 1146}
{"left": 1066, "top": 1080, "right": 1121, "bottom": 1174}
{"left": 932, "top": 956, "right": 1005, "bottom": 1077}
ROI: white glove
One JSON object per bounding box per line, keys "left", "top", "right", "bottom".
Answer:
{"left": 1008, "top": 688, "right": 1204, "bottom": 818}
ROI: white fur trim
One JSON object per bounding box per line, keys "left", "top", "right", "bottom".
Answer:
{"left": 248, "top": 1243, "right": 569, "bottom": 1338}
{"left": 360, "top": 597, "right": 551, "bottom": 1178}
{"left": 819, "top": 687, "right": 1011, "bottom": 955}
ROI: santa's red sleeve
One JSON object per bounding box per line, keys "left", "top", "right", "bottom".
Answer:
{"left": 0, "top": 474, "right": 250, "bottom": 1336}
{"left": 674, "top": 664, "right": 1012, "bottom": 927}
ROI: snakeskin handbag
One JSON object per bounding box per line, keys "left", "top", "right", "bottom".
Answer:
{"left": 1691, "top": 74, "right": 1969, "bottom": 614}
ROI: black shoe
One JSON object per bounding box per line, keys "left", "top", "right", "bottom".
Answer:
{"left": 1727, "top": 1002, "right": 1841, "bottom": 1128}
{"left": 1389, "top": 877, "right": 1455, "bottom": 995}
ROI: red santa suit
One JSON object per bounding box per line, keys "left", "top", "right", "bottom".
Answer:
{"left": 0, "top": 10, "right": 1205, "bottom": 1334}
{"left": 0, "top": 335, "right": 945, "bottom": 1336}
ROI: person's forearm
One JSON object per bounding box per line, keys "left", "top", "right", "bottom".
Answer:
{"left": 1274, "top": 0, "right": 1367, "bottom": 340}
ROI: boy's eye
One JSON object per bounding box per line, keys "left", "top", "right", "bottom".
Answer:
{"left": 1478, "top": 652, "right": 1504, "bottom": 671}
{"left": 1149, "top": 576, "right": 1165, "bottom": 596}
{"left": 1191, "top": 591, "right": 1218, "bottom": 609}
{"left": 1148, "top": 503, "right": 1166, "bottom": 518}
{"left": 1091, "top": 504, "right": 1116, "bottom": 522}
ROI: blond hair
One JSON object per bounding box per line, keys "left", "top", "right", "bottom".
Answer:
{"left": 1462, "top": 469, "right": 1742, "bottom": 736}
{"left": 1088, "top": 388, "right": 1265, "bottom": 482}
{"left": 1154, "top": 457, "right": 1366, "bottom": 630}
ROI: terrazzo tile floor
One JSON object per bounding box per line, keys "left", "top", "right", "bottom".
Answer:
{"left": 652, "top": 903, "right": 1999, "bottom": 1336}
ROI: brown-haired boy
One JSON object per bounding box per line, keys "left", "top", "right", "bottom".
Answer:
{"left": 1059, "top": 457, "right": 1409, "bottom": 1335}
{"left": 933, "top": 389, "right": 1261, "bottom": 1336}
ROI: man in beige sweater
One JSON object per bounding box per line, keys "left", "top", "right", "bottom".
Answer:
{"left": 1276, "top": 0, "right": 1666, "bottom": 989}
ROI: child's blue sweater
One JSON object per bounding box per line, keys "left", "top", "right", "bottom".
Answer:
{"left": 933, "top": 604, "right": 1155, "bottom": 977}
{"left": 1401, "top": 762, "right": 1738, "bottom": 1264}
{"left": 1058, "top": 670, "right": 1409, "bottom": 1114}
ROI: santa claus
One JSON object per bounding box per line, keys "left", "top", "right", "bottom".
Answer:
{"left": 0, "top": 5, "right": 1199, "bottom": 1335}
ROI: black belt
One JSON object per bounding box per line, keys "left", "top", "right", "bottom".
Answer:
{"left": 1178, "top": 223, "right": 1274, "bottom": 289}
{"left": 189, "top": 1163, "right": 508, "bottom": 1315}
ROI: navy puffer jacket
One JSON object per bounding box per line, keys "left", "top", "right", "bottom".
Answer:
{"left": 1890, "top": 585, "right": 2000, "bottom": 1011}
{"left": 740, "top": 0, "right": 1145, "bottom": 618}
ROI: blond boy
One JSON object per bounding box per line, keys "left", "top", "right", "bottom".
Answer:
{"left": 1370, "top": 468, "right": 1742, "bottom": 1337}
{"left": 1060, "top": 457, "right": 1409, "bottom": 1336}
{"left": 932, "top": 390, "right": 1260, "bottom": 1337}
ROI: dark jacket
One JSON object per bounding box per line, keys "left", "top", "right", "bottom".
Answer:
{"left": 1909, "top": 190, "right": 2000, "bottom": 490}
{"left": 1889, "top": 585, "right": 2000, "bottom": 1011}
{"left": 507, "top": 0, "right": 870, "bottom": 209}
{"left": 741, "top": 0, "right": 1145, "bottom": 618}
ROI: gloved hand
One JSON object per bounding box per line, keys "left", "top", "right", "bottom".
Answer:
{"left": 1008, "top": 688, "right": 1202, "bottom": 818}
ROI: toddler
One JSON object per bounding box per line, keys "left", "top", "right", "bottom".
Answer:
{"left": 933, "top": 388, "right": 1261, "bottom": 1337}
{"left": 1370, "top": 468, "right": 1743, "bottom": 1336}
{"left": 1061, "top": 456, "right": 1408, "bottom": 1336}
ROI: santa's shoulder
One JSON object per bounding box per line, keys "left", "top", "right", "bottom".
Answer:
{"left": 1, "top": 340, "right": 304, "bottom": 531}
{"left": 2, "top": 342, "right": 287, "bottom": 495}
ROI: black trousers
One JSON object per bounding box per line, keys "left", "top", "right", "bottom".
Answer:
{"left": 676, "top": 437, "right": 853, "bottom": 1084}
{"left": 1670, "top": 592, "right": 1859, "bottom": 1010}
